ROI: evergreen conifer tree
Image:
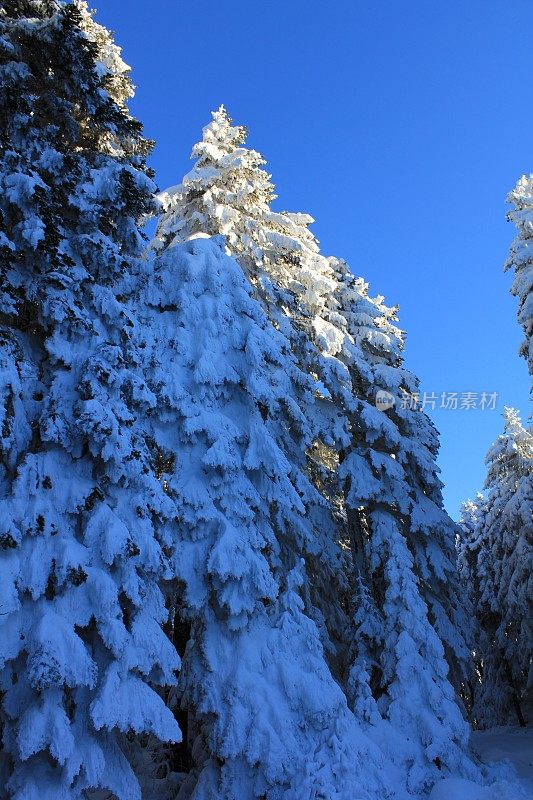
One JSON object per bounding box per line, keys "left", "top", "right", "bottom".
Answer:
{"left": 154, "top": 107, "right": 478, "bottom": 791}
{"left": 153, "top": 106, "right": 354, "bottom": 440}
{"left": 153, "top": 106, "right": 355, "bottom": 676}
{"left": 462, "top": 409, "right": 532, "bottom": 728}
{"left": 140, "top": 235, "right": 390, "bottom": 800}
{"left": 506, "top": 174, "right": 533, "bottom": 378}
{"left": 0, "top": 4, "right": 181, "bottom": 797}
{"left": 330, "top": 262, "right": 475, "bottom": 779}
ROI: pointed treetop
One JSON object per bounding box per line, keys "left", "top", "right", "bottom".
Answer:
{"left": 484, "top": 406, "right": 533, "bottom": 489}
{"left": 502, "top": 405, "right": 528, "bottom": 434}
{"left": 213, "top": 103, "right": 230, "bottom": 123}
{"left": 459, "top": 494, "right": 483, "bottom": 523}
{"left": 194, "top": 105, "right": 248, "bottom": 161}
{"left": 500, "top": 406, "right": 533, "bottom": 455}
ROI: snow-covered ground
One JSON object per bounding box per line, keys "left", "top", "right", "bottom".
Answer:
{"left": 429, "top": 727, "right": 533, "bottom": 799}
{"left": 472, "top": 726, "right": 533, "bottom": 788}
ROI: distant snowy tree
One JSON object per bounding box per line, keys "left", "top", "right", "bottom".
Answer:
{"left": 506, "top": 174, "right": 533, "bottom": 378}
{"left": 0, "top": 3, "right": 181, "bottom": 798}
{"left": 458, "top": 495, "right": 484, "bottom": 591}
{"left": 139, "top": 236, "right": 391, "bottom": 800}
{"left": 463, "top": 409, "right": 533, "bottom": 728}
{"left": 456, "top": 495, "right": 485, "bottom": 715}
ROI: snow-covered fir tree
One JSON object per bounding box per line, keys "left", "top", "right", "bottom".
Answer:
{"left": 0, "top": 4, "right": 181, "bottom": 797}
{"left": 153, "top": 106, "right": 354, "bottom": 434}
{"left": 153, "top": 107, "right": 479, "bottom": 792}
{"left": 139, "top": 235, "right": 391, "bottom": 800}
{"left": 456, "top": 494, "right": 486, "bottom": 716}
{"left": 1, "top": 0, "right": 531, "bottom": 792}
{"left": 506, "top": 174, "right": 533, "bottom": 378}
{"left": 153, "top": 106, "right": 356, "bottom": 680}
{"left": 458, "top": 495, "right": 484, "bottom": 588}
{"left": 460, "top": 409, "right": 532, "bottom": 728}
{"left": 457, "top": 172, "right": 533, "bottom": 731}
{"left": 327, "top": 262, "right": 476, "bottom": 790}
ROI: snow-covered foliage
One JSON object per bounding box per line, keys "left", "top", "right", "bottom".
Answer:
{"left": 139, "top": 236, "right": 391, "bottom": 800}
{"left": 330, "top": 258, "right": 474, "bottom": 738}
{"left": 506, "top": 175, "right": 533, "bottom": 378}
{"left": 154, "top": 107, "right": 354, "bottom": 433}
{"left": 154, "top": 106, "right": 356, "bottom": 682}
{"left": 459, "top": 409, "right": 533, "bottom": 729}
{"left": 458, "top": 170, "right": 533, "bottom": 733}
{"left": 0, "top": 3, "right": 181, "bottom": 797}
{"left": 368, "top": 512, "right": 476, "bottom": 793}
{"left": 2, "top": 6, "right": 528, "bottom": 793}
{"left": 153, "top": 107, "right": 482, "bottom": 794}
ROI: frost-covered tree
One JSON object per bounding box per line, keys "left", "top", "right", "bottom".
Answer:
{"left": 153, "top": 106, "right": 353, "bottom": 439}
{"left": 330, "top": 258, "right": 472, "bottom": 678}
{"left": 0, "top": 4, "right": 181, "bottom": 797}
{"left": 153, "top": 106, "right": 355, "bottom": 678}
{"left": 154, "top": 107, "right": 478, "bottom": 792}
{"left": 506, "top": 174, "right": 533, "bottom": 378}
{"left": 458, "top": 495, "right": 484, "bottom": 590}
{"left": 331, "top": 261, "right": 474, "bottom": 714}
{"left": 461, "top": 409, "right": 533, "bottom": 728}
{"left": 456, "top": 494, "right": 485, "bottom": 715}
{"left": 153, "top": 106, "right": 338, "bottom": 322}
{"left": 366, "top": 511, "right": 476, "bottom": 793}
{"left": 139, "top": 235, "right": 390, "bottom": 800}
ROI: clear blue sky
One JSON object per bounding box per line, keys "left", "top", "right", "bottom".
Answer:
{"left": 96, "top": 0, "right": 533, "bottom": 517}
